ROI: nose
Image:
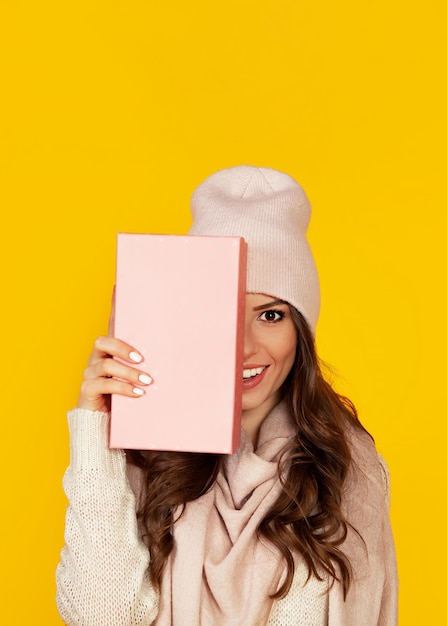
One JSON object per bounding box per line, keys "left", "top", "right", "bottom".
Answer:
{"left": 243, "top": 318, "right": 258, "bottom": 361}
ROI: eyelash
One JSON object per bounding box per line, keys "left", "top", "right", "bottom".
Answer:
{"left": 258, "top": 309, "right": 286, "bottom": 323}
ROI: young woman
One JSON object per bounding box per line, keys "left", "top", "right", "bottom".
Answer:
{"left": 56, "top": 166, "right": 398, "bottom": 625}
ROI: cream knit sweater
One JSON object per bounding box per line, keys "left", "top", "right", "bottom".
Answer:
{"left": 56, "top": 409, "right": 397, "bottom": 625}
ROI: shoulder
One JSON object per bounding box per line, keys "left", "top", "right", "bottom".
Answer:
{"left": 346, "top": 423, "right": 383, "bottom": 474}
{"left": 343, "top": 423, "right": 391, "bottom": 515}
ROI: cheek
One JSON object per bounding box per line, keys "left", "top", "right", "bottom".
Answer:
{"left": 276, "top": 338, "right": 297, "bottom": 375}
{"left": 284, "top": 347, "right": 297, "bottom": 376}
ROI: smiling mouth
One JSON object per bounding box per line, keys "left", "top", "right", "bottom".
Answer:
{"left": 242, "top": 366, "right": 267, "bottom": 380}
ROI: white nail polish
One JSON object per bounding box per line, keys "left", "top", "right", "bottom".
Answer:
{"left": 129, "top": 351, "right": 142, "bottom": 363}
{"left": 132, "top": 387, "right": 144, "bottom": 396}
{"left": 138, "top": 374, "right": 152, "bottom": 385}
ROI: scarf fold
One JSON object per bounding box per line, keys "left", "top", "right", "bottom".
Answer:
{"left": 155, "top": 401, "right": 295, "bottom": 626}
{"left": 146, "top": 401, "right": 398, "bottom": 626}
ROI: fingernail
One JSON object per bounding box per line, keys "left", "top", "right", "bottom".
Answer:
{"left": 129, "top": 351, "right": 142, "bottom": 363}
{"left": 138, "top": 373, "right": 152, "bottom": 385}
{"left": 132, "top": 387, "right": 144, "bottom": 396}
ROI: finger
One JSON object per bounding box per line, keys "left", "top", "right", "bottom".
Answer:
{"left": 80, "top": 377, "right": 147, "bottom": 400}
{"left": 84, "top": 356, "right": 153, "bottom": 387}
{"left": 88, "top": 336, "right": 144, "bottom": 367}
{"left": 78, "top": 377, "right": 146, "bottom": 412}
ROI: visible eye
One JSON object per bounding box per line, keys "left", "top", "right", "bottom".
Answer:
{"left": 258, "top": 309, "right": 285, "bottom": 323}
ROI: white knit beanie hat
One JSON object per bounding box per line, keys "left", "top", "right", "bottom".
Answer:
{"left": 189, "top": 165, "right": 320, "bottom": 332}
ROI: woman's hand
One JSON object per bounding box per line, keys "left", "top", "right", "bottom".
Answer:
{"left": 77, "top": 336, "right": 152, "bottom": 413}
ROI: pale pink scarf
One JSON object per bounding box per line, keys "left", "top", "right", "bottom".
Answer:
{"left": 154, "top": 401, "right": 295, "bottom": 626}
{"left": 128, "top": 402, "right": 398, "bottom": 625}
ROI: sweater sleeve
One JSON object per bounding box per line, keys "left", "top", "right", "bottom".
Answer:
{"left": 56, "top": 408, "right": 159, "bottom": 626}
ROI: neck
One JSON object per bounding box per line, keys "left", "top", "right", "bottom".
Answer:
{"left": 241, "top": 393, "right": 281, "bottom": 447}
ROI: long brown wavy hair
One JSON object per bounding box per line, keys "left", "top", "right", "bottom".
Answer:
{"left": 126, "top": 305, "right": 369, "bottom": 599}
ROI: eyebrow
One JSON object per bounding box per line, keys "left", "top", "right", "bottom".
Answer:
{"left": 252, "top": 299, "right": 288, "bottom": 311}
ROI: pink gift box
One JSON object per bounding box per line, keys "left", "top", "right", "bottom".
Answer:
{"left": 110, "top": 233, "right": 247, "bottom": 454}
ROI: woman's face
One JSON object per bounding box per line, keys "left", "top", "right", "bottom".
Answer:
{"left": 242, "top": 293, "right": 297, "bottom": 420}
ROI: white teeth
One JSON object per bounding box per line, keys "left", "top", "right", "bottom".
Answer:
{"left": 243, "top": 367, "right": 266, "bottom": 379}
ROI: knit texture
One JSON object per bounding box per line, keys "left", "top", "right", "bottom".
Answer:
{"left": 189, "top": 166, "right": 320, "bottom": 332}
{"left": 56, "top": 409, "right": 159, "bottom": 625}
{"left": 56, "top": 409, "right": 397, "bottom": 626}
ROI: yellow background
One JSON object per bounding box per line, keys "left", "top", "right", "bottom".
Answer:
{"left": 1, "top": 1, "right": 445, "bottom": 623}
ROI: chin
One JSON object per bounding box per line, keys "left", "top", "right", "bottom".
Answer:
{"left": 241, "top": 390, "right": 278, "bottom": 414}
